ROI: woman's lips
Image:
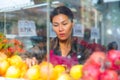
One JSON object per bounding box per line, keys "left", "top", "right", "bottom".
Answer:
{"left": 59, "top": 33, "right": 65, "bottom": 37}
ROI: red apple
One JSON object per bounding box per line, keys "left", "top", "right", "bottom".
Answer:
{"left": 84, "top": 51, "right": 106, "bottom": 68}
{"left": 100, "top": 69, "right": 118, "bottom": 80}
{"left": 82, "top": 63, "right": 100, "bottom": 80}
{"left": 105, "top": 50, "right": 120, "bottom": 71}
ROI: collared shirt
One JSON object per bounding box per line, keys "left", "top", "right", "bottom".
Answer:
{"left": 49, "top": 37, "right": 80, "bottom": 69}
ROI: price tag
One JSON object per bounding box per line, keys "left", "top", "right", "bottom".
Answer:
{"left": 18, "top": 20, "right": 37, "bottom": 37}
{"left": 91, "top": 27, "right": 100, "bottom": 39}
{"left": 73, "top": 24, "right": 84, "bottom": 37}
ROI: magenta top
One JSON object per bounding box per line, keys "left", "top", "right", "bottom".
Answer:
{"left": 49, "top": 50, "right": 78, "bottom": 69}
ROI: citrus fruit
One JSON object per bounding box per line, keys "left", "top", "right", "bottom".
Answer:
{"left": 54, "top": 65, "right": 66, "bottom": 76}
{"left": 0, "top": 52, "right": 7, "bottom": 61}
{"left": 25, "top": 65, "right": 40, "bottom": 80}
{"left": 57, "top": 73, "right": 72, "bottom": 80}
{"left": 70, "top": 64, "right": 83, "bottom": 79}
{"left": 9, "top": 55, "right": 23, "bottom": 68}
{"left": 0, "top": 59, "right": 10, "bottom": 76}
{"left": 39, "top": 61, "right": 55, "bottom": 80}
{"left": 5, "top": 65, "right": 21, "bottom": 78}
{"left": 20, "top": 62, "right": 28, "bottom": 78}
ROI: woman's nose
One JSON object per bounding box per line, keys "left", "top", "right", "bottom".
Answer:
{"left": 59, "top": 25, "right": 63, "bottom": 31}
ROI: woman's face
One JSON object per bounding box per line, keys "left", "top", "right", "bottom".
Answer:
{"left": 52, "top": 14, "right": 73, "bottom": 41}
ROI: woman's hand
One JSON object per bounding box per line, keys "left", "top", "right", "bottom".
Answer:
{"left": 25, "top": 57, "right": 38, "bottom": 68}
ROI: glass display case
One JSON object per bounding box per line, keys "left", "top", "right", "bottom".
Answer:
{"left": 0, "top": 0, "right": 120, "bottom": 80}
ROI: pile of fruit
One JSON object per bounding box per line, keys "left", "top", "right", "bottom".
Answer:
{"left": 0, "top": 33, "right": 83, "bottom": 80}
{"left": 0, "top": 33, "right": 25, "bottom": 57}
{"left": 0, "top": 51, "right": 119, "bottom": 80}
{"left": 0, "top": 33, "right": 120, "bottom": 80}
{"left": 0, "top": 52, "right": 83, "bottom": 80}
{"left": 82, "top": 51, "right": 120, "bottom": 80}
{"left": 0, "top": 33, "right": 26, "bottom": 79}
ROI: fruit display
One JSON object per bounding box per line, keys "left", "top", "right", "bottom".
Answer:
{"left": 0, "top": 32, "right": 120, "bottom": 80}
{"left": 0, "top": 33, "right": 26, "bottom": 80}
{"left": 82, "top": 51, "right": 120, "bottom": 80}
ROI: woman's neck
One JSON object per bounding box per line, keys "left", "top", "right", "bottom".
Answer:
{"left": 59, "top": 37, "right": 72, "bottom": 57}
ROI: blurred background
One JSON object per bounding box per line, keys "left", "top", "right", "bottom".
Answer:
{"left": 0, "top": 0, "right": 120, "bottom": 50}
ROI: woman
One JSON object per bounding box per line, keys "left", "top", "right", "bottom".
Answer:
{"left": 49, "top": 6, "right": 83, "bottom": 69}
{"left": 25, "top": 6, "right": 87, "bottom": 68}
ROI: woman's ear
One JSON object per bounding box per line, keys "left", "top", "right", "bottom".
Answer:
{"left": 72, "top": 22, "right": 75, "bottom": 28}
{"left": 72, "top": 19, "right": 75, "bottom": 27}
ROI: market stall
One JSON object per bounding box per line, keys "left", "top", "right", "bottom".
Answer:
{"left": 0, "top": 0, "right": 120, "bottom": 80}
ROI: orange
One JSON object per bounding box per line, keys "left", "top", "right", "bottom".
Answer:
{"left": 70, "top": 64, "right": 83, "bottom": 79}
{"left": 57, "top": 73, "right": 72, "bottom": 80}
{"left": 39, "top": 61, "right": 55, "bottom": 80}
{"left": 5, "top": 65, "right": 21, "bottom": 78}
{"left": 0, "top": 52, "right": 7, "bottom": 61}
{"left": 20, "top": 62, "right": 28, "bottom": 78}
{"left": 9, "top": 55, "right": 23, "bottom": 68}
{"left": 0, "top": 59, "right": 10, "bottom": 76}
{"left": 25, "top": 65, "right": 40, "bottom": 80}
{"left": 38, "top": 78, "right": 43, "bottom": 80}
{"left": 54, "top": 65, "right": 66, "bottom": 77}
{"left": 50, "top": 70, "right": 58, "bottom": 80}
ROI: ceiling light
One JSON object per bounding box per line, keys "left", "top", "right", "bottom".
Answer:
{"left": 107, "top": 29, "right": 112, "bottom": 35}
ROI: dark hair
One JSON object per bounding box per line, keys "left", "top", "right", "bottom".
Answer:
{"left": 50, "top": 6, "right": 74, "bottom": 23}
{"left": 107, "top": 41, "right": 118, "bottom": 50}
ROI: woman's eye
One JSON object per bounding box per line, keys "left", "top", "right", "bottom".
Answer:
{"left": 53, "top": 24, "right": 58, "bottom": 27}
{"left": 63, "top": 23, "right": 67, "bottom": 25}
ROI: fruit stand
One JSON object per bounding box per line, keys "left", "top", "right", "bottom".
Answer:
{"left": 0, "top": 0, "right": 120, "bottom": 79}
{"left": 0, "top": 33, "right": 120, "bottom": 80}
